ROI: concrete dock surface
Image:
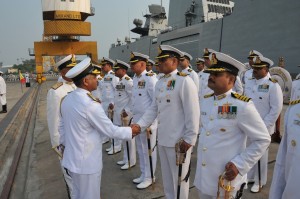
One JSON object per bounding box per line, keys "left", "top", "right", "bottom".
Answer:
{"left": 0, "top": 81, "right": 286, "bottom": 199}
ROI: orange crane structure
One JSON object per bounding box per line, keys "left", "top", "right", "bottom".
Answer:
{"left": 33, "top": 0, "right": 98, "bottom": 83}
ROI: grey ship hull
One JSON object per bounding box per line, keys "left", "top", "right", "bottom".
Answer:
{"left": 109, "top": 0, "right": 300, "bottom": 76}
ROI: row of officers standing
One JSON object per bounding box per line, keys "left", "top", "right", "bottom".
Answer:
{"left": 46, "top": 45, "right": 300, "bottom": 199}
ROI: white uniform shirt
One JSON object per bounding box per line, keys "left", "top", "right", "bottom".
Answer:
{"left": 100, "top": 70, "right": 119, "bottom": 112}
{"left": 113, "top": 74, "right": 133, "bottom": 126}
{"left": 182, "top": 67, "right": 199, "bottom": 91}
{"left": 233, "top": 76, "right": 243, "bottom": 94}
{"left": 59, "top": 88, "right": 132, "bottom": 174}
{"left": 198, "top": 72, "right": 213, "bottom": 101}
{"left": 244, "top": 76, "right": 283, "bottom": 134}
{"left": 132, "top": 70, "right": 157, "bottom": 123}
{"left": 156, "top": 73, "right": 165, "bottom": 80}
{"left": 290, "top": 78, "right": 300, "bottom": 100}
{"left": 269, "top": 101, "right": 300, "bottom": 199}
{"left": 243, "top": 69, "right": 253, "bottom": 85}
{"left": 47, "top": 79, "right": 76, "bottom": 147}
{"left": 0, "top": 76, "right": 6, "bottom": 94}
{"left": 137, "top": 69, "right": 200, "bottom": 147}
{"left": 194, "top": 90, "right": 271, "bottom": 196}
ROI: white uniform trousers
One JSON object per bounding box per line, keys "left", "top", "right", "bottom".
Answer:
{"left": 136, "top": 125, "right": 157, "bottom": 181}
{"left": 197, "top": 190, "right": 237, "bottom": 199}
{"left": 70, "top": 171, "right": 101, "bottom": 199}
{"left": 158, "top": 146, "right": 191, "bottom": 199}
{"left": 249, "top": 148, "right": 269, "bottom": 186}
{"left": 60, "top": 161, "right": 73, "bottom": 198}
{"left": 0, "top": 93, "right": 6, "bottom": 105}
{"left": 121, "top": 137, "right": 136, "bottom": 166}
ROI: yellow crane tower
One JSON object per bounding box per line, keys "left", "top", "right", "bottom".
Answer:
{"left": 33, "top": 0, "right": 98, "bottom": 83}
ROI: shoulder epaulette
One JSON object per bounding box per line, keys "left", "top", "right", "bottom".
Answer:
{"left": 51, "top": 82, "right": 63, "bottom": 90}
{"left": 269, "top": 78, "right": 278, "bottom": 83}
{"left": 110, "top": 71, "right": 115, "bottom": 74}
{"left": 188, "top": 68, "right": 193, "bottom": 72}
{"left": 146, "top": 73, "right": 155, "bottom": 77}
{"left": 177, "top": 72, "right": 187, "bottom": 77}
{"left": 125, "top": 76, "right": 131, "bottom": 80}
{"left": 231, "top": 92, "right": 251, "bottom": 102}
{"left": 289, "top": 99, "right": 300, "bottom": 105}
{"left": 204, "top": 93, "right": 214, "bottom": 98}
{"left": 98, "top": 77, "right": 103, "bottom": 81}
{"left": 87, "top": 93, "right": 101, "bottom": 103}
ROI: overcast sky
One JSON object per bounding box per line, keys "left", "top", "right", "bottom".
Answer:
{"left": 0, "top": 0, "right": 169, "bottom": 65}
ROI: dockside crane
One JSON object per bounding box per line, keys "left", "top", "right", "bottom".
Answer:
{"left": 32, "top": 0, "right": 98, "bottom": 83}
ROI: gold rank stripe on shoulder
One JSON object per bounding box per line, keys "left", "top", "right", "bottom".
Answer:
{"left": 289, "top": 99, "right": 300, "bottom": 105}
{"left": 204, "top": 93, "right": 214, "bottom": 98}
{"left": 125, "top": 76, "right": 131, "bottom": 80}
{"left": 51, "top": 82, "right": 63, "bottom": 90}
{"left": 146, "top": 73, "right": 154, "bottom": 76}
{"left": 87, "top": 93, "right": 101, "bottom": 103}
{"left": 177, "top": 72, "right": 187, "bottom": 77}
{"left": 269, "top": 78, "right": 278, "bottom": 83}
{"left": 188, "top": 68, "right": 193, "bottom": 72}
{"left": 110, "top": 71, "right": 115, "bottom": 75}
{"left": 231, "top": 92, "right": 251, "bottom": 102}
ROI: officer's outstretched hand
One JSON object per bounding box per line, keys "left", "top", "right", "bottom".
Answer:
{"left": 224, "top": 162, "right": 239, "bottom": 181}
{"left": 130, "top": 124, "right": 141, "bottom": 138}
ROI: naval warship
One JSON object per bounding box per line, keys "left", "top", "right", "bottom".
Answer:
{"left": 109, "top": 0, "right": 300, "bottom": 77}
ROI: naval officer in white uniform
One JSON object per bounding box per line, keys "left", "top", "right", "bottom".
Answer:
{"left": 244, "top": 55, "right": 283, "bottom": 193}
{"left": 179, "top": 51, "right": 199, "bottom": 91}
{"left": 194, "top": 52, "right": 271, "bottom": 199}
{"left": 130, "top": 52, "right": 158, "bottom": 189}
{"left": 136, "top": 45, "right": 200, "bottom": 199}
{"left": 146, "top": 58, "right": 157, "bottom": 77}
{"left": 46, "top": 54, "right": 76, "bottom": 198}
{"left": 112, "top": 59, "right": 136, "bottom": 170}
{"left": 0, "top": 71, "right": 7, "bottom": 113}
{"left": 198, "top": 48, "right": 216, "bottom": 102}
{"left": 99, "top": 57, "right": 120, "bottom": 148}
{"left": 269, "top": 99, "right": 300, "bottom": 199}
{"left": 59, "top": 57, "right": 140, "bottom": 199}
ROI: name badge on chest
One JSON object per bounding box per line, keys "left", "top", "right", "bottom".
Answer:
{"left": 258, "top": 84, "right": 269, "bottom": 92}
{"left": 104, "top": 77, "right": 112, "bottom": 82}
{"left": 138, "top": 80, "right": 146, "bottom": 89}
{"left": 116, "top": 84, "right": 125, "bottom": 91}
{"left": 166, "top": 79, "right": 176, "bottom": 90}
{"left": 218, "top": 104, "right": 237, "bottom": 119}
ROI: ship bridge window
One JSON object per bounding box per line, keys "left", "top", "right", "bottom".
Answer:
{"left": 208, "top": 4, "right": 212, "bottom": 12}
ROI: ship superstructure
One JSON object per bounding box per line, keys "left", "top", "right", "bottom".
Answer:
{"left": 109, "top": 0, "right": 300, "bottom": 76}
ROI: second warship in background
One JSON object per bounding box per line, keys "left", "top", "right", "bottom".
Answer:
{"left": 109, "top": 0, "right": 300, "bottom": 78}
